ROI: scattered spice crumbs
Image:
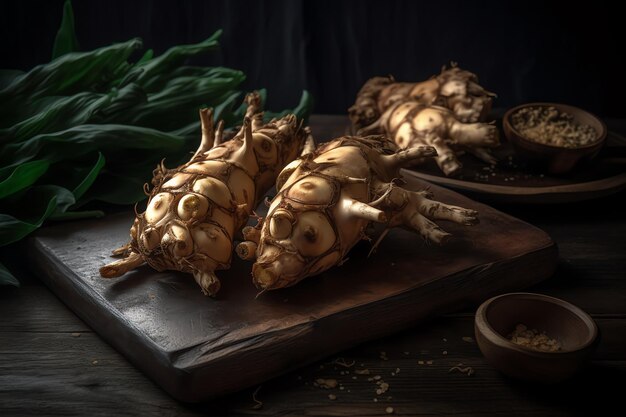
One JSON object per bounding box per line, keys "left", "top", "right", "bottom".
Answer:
{"left": 314, "top": 378, "right": 338, "bottom": 389}
{"left": 448, "top": 363, "right": 474, "bottom": 376}
{"left": 71, "top": 332, "right": 81, "bottom": 337}
{"left": 462, "top": 336, "right": 474, "bottom": 343}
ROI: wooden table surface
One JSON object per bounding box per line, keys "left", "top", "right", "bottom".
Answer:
{"left": 1, "top": 115, "right": 625, "bottom": 416}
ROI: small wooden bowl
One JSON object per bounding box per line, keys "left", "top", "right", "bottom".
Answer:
{"left": 503, "top": 103, "right": 607, "bottom": 175}
{"left": 475, "top": 293, "right": 598, "bottom": 383}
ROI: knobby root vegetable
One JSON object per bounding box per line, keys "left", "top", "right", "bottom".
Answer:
{"left": 349, "top": 63, "right": 496, "bottom": 129}
{"left": 349, "top": 63, "right": 499, "bottom": 175}
{"left": 237, "top": 135, "right": 479, "bottom": 291}
{"left": 99, "top": 92, "right": 309, "bottom": 296}
{"left": 359, "top": 102, "right": 499, "bottom": 176}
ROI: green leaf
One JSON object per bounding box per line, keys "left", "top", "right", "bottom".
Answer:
{"left": 72, "top": 152, "right": 105, "bottom": 201}
{"left": 85, "top": 173, "right": 148, "bottom": 205}
{"left": 0, "top": 185, "right": 73, "bottom": 245}
{"left": 133, "top": 30, "right": 223, "bottom": 90}
{"left": 137, "top": 49, "right": 154, "bottom": 65}
{"left": 264, "top": 90, "right": 313, "bottom": 123}
{"left": 0, "top": 262, "right": 20, "bottom": 287}
{"left": 0, "top": 38, "right": 142, "bottom": 110}
{"left": 52, "top": 0, "right": 79, "bottom": 59}
{"left": 0, "top": 69, "right": 24, "bottom": 90}
{"left": 0, "top": 160, "right": 50, "bottom": 199}
{"left": 0, "top": 124, "right": 184, "bottom": 168}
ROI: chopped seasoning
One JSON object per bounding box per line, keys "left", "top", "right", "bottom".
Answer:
{"left": 355, "top": 369, "right": 370, "bottom": 375}
{"left": 71, "top": 332, "right": 81, "bottom": 337}
{"left": 508, "top": 323, "right": 561, "bottom": 352}
{"left": 511, "top": 106, "right": 597, "bottom": 148}
{"left": 462, "top": 336, "right": 474, "bottom": 343}
{"left": 376, "top": 381, "right": 390, "bottom": 395}
{"left": 386, "top": 406, "right": 395, "bottom": 414}
{"left": 328, "top": 394, "right": 337, "bottom": 401}
{"left": 315, "top": 378, "right": 338, "bottom": 389}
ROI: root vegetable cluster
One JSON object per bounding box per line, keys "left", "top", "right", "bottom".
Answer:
{"left": 349, "top": 64, "right": 500, "bottom": 176}
{"left": 100, "top": 92, "right": 309, "bottom": 296}
{"left": 237, "top": 135, "right": 479, "bottom": 291}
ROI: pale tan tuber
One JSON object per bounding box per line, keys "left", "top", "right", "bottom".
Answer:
{"left": 359, "top": 102, "right": 499, "bottom": 176}
{"left": 237, "top": 135, "right": 479, "bottom": 291}
{"left": 100, "top": 92, "right": 309, "bottom": 296}
{"left": 349, "top": 64, "right": 500, "bottom": 175}
{"left": 349, "top": 63, "right": 496, "bottom": 129}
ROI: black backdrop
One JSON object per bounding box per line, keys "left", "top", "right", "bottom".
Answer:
{"left": 2, "top": 0, "right": 624, "bottom": 116}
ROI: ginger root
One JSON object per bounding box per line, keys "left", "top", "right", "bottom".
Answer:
{"left": 100, "top": 92, "right": 309, "bottom": 296}
{"left": 349, "top": 64, "right": 499, "bottom": 176}
{"left": 349, "top": 63, "right": 496, "bottom": 129}
{"left": 359, "top": 102, "right": 499, "bottom": 176}
{"left": 237, "top": 135, "right": 479, "bottom": 291}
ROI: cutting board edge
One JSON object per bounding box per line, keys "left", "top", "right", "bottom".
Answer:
{"left": 27, "top": 234, "right": 557, "bottom": 402}
{"left": 171, "top": 241, "right": 558, "bottom": 401}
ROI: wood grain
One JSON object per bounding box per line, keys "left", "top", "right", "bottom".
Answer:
{"left": 24, "top": 166, "right": 556, "bottom": 402}
{"left": 1, "top": 115, "right": 624, "bottom": 416}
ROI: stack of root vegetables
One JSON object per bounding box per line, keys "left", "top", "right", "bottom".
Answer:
{"left": 104, "top": 64, "right": 497, "bottom": 296}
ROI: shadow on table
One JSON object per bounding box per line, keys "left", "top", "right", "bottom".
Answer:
{"left": 505, "top": 362, "right": 625, "bottom": 416}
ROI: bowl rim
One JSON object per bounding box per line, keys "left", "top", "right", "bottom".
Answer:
{"left": 475, "top": 292, "right": 598, "bottom": 356}
{"left": 503, "top": 102, "right": 608, "bottom": 151}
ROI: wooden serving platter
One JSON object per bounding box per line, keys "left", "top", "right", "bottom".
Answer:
{"left": 405, "top": 131, "right": 626, "bottom": 204}
{"left": 27, "top": 176, "right": 557, "bottom": 402}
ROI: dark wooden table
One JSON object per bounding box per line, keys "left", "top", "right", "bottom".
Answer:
{"left": 1, "top": 116, "right": 625, "bottom": 416}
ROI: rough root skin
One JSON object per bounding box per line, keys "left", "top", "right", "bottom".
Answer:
{"left": 239, "top": 135, "right": 479, "bottom": 291}
{"left": 100, "top": 91, "right": 308, "bottom": 296}
{"left": 350, "top": 64, "right": 499, "bottom": 175}
{"left": 350, "top": 63, "right": 496, "bottom": 129}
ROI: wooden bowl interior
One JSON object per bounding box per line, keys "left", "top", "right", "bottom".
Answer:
{"left": 505, "top": 103, "right": 607, "bottom": 150}
{"left": 485, "top": 296, "right": 594, "bottom": 351}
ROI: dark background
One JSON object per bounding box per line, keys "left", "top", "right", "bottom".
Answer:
{"left": 1, "top": 0, "right": 624, "bottom": 117}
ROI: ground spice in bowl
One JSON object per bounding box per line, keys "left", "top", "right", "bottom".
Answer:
{"left": 508, "top": 324, "right": 561, "bottom": 352}
{"left": 511, "top": 106, "right": 598, "bottom": 148}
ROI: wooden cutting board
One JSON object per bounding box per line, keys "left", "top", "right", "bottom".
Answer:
{"left": 27, "top": 176, "right": 557, "bottom": 402}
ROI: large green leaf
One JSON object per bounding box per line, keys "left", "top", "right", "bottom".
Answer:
{"left": 0, "top": 160, "right": 50, "bottom": 199}
{"left": 0, "top": 69, "right": 24, "bottom": 90}
{"left": 132, "top": 30, "right": 223, "bottom": 90}
{"left": 52, "top": 0, "right": 79, "bottom": 59}
{"left": 0, "top": 185, "right": 74, "bottom": 246}
{"left": 0, "top": 124, "right": 184, "bottom": 168}
{"left": 0, "top": 38, "right": 142, "bottom": 110}
{"left": 72, "top": 152, "right": 105, "bottom": 201}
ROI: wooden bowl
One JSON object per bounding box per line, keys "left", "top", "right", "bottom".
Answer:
{"left": 475, "top": 293, "right": 598, "bottom": 383}
{"left": 503, "top": 103, "right": 607, "bottom": 175}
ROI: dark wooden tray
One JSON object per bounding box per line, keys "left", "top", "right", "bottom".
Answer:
{"left": 405, "top": 132, "right": 626, "bottom": 204}
{"left": 27, "top": 177, "right": 557, "bottom": 402}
